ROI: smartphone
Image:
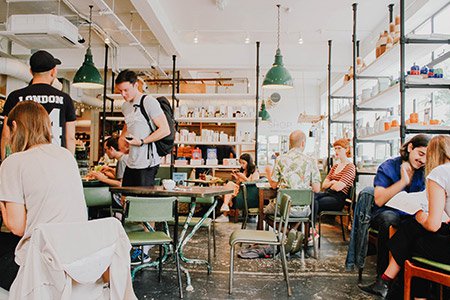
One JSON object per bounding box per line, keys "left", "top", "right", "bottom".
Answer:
{"left": 125, "top": 136, "right": 133, "bottom": 141}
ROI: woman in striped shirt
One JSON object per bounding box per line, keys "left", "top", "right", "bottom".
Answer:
{"left": 314, "top": 138, "right": 356, "bottom": 221}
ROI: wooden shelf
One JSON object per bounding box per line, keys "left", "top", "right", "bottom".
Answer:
{"left": 104, "top": 93, "right": 255, "bottom": 101}
{"left": 175, "top": 141, "right": 254, "bottom": 146}
{"left": 176, "top": 117, "right": 254, "bottom": 123}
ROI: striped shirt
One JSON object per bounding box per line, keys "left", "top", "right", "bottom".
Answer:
{"left": 326, "top": 163, "right": 356, "bottom": 196}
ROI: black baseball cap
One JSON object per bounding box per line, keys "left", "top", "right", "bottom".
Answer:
{"left": 30, "top": 50, "right": 61, "bottom": 73}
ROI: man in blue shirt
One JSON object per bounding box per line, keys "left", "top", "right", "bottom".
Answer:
{"left": 359, "top": 134, "right": 430, "bottom": 297}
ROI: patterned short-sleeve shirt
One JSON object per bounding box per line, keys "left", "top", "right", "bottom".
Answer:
{"left": 271, "top": 148, "right": 321, "bottom": 189}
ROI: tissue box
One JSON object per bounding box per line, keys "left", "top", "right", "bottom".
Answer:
{"left": 190, "top": 159, "right": 203, "bottom": 166}
{"left": 206, "top": 158, "right": 218, "bottom": 166}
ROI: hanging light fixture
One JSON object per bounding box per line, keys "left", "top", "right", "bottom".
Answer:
{"left": 73, "top": 5, "right": 103, "bottom": 89}
{"left": 259, "top": 100, "right": 271, "bottom": 121}
{"left": 262, "top": 4, "right": 293, "bottom": 89}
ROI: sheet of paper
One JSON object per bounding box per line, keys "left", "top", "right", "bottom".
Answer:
{"left": 386, "top": 191, "right": 449, "bottom": 222}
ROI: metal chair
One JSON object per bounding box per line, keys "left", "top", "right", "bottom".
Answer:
{"left": 123, "top": 196, "right": 183, "bottom": 298}
{"left": 83, "top": 186, "right": 113, "bottom": 218}
{"left": 404, "top": 257, "right": 450, "bottom": 300}
{"left": 318, "top": 186, "right": 356, "bottom": 248}
{"left": 267, "top": 189, "right": 317, "bottom": 258}
{"left": 229, "top": 194, "right": 292, "bottom": 296}
{"left": 240, "top": 183, "right": 260, "bottom": 229}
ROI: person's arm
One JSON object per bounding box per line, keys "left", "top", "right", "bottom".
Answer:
{"left": 415, "top": 179, "right": 446, "bottom": 232}
{"left": 0, "top": 201, "right": 26, "bottom": 236}
{"left": 321, "top": 178, "right": 336, "bottom": 190}
{"left": 310, "top": 159, "right": 322, "bottom": 193}
{"left": 127, "top": 114, "right": 170, "bottom": 147}
{"left": 374, "top": 161, "right": 412, "bottom": 207}
{"left": 330, "top": 164, "right": 356, "bottom": 192}
{"left": 266, "top": 164, "right": 279, "bottom": 189}
{"left": 65, "top": 121, "right": 76, "bottom": 155}
{"left": 311, "top": 182, "right": 321, "bottom": 193}
{"left": 1, "top": 116, "right": 10, "bottom": 161}
{"left": 89, "top": 171, "right": 121, "bottom": 187}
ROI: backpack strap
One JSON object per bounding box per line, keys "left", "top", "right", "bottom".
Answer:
{"left": 138, "top": 95, "right": 153, "bottom": 160}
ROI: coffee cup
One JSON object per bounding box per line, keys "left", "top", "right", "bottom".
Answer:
{"left": 162, "top": 179, "right": 176, "bottom": 191}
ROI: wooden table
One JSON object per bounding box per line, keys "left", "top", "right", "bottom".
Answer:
{"left": 184, "top": 179, "right": 223, "bottom": 186}
{"left": 110, "top": 185, "right": 233, "bottom": 291}
{"left": 256, "top": 183, "right": 278, "bottom": 230}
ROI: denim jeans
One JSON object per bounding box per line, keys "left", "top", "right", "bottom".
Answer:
{"left": 345, "top": 187, "right": 374, "bottom": 271}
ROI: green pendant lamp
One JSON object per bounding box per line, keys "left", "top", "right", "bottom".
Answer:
{"left": 262, "top": 4, "right": 293, "bottom": 90}
{"left": 73, "top": 5, "right": 103, "bottom": 89}
{"left": 259, "top": 100, "right": 271, "bottom": 121}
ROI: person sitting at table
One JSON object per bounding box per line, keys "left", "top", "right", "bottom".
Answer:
{"left": 215, "top": 153, "right": 260, "bottom": 223}
{"left": 265, "top": 130, "right": 321, "bottom": 252}
{"left": 0, "top": 101, "right": 87, "bottom": 291}
{"left": 359, "top": 135, "right": 450, "bottom": 299}
{"left": 314, "top": 138, "right": 355, "bottom": 221}
{"left": 88, "top": 136, "right": 129, "bottom": 207}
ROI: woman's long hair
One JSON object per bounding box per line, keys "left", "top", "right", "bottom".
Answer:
{"left": 425, "top": 135, "right": 450, "bottom": 176}
{"left": 239, "top": 153, "right": 256, "bottom": 177}
{"left": 7, "top": 101, "right": 52, "bottom": 153}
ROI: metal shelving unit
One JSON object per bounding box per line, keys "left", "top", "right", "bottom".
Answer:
{"left": 400, "top": 0, "right": 450, "bottom": 143}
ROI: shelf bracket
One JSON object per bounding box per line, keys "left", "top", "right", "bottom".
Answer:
{"left": 405, "top": 38, "right": 450, "bottom": 45}
{"left": 405, "top": 84, "right": 450, "bottom": 89}
{"left": 330, "top": 95, "right": 353, "bottom": 99}
{"left": 330, "top": 120, "right": 352, "bottom": 124}
{"left": 356, "top": 139, "right": 393, "bottom": 144}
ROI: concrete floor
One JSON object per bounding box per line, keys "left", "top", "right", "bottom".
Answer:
{"left": 132, "top": 218, "right": 378, "bottom": 300}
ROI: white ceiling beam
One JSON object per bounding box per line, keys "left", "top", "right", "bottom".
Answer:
{"left": 130, "top": 0, "right": 181, "bottom": 57}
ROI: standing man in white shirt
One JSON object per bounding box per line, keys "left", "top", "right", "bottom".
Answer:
{"left": 115, "top": 69, "right": 170, "bottom": 187}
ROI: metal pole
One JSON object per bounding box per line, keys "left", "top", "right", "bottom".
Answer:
{"left": 400, "top": 0, "right": 406, "bottom": 144}
{"left": 327, "top": 40, "right": 332, "bottom": 172}
{"left": 255, "top": 41, "right": 260, "bottom": 166}
{"left": 170, "top": 55, "right": 176, "bottom": 179}
{"left": 388, "top": 3, "right": 394, "bottom": 23}
{"left": 352, "top": 3, "right": 357, "bottom": 169}
{"left": 110, "top": 72, "right": 115, "bottom": 134}
{"left": 101, "top": 43, "right": 109, "bottom": 154}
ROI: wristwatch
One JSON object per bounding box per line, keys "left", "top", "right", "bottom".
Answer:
{"left": 140, "top": 139, "right": 145, "bottom": 146}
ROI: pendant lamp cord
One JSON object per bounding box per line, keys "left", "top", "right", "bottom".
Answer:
{"left": 276, "top": 4, "right": 281, "bottom": 49}
{"left": 88, "top": 5, "right": 93, "bottom": 48}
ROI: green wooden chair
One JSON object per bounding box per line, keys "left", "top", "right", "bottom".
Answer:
{"left": 229, "top": 194, "right": 292, "bottom": 296}
{"left": 123, "top": 196, "right": 183, "bottom": 298}
{"left": 83, "top": 186, "right": 113, "bottom": 218}
{"left": 404, "top": 257, "right": 450, "bottom": 300}
{"left": 267, "top": 189, "right": 317, "bottom": 258}
{"left": 318, "top": 186, "right": 356, "bottom": 248}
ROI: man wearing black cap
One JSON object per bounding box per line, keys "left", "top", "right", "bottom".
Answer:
{"left": 1, "top": 50, "right": 76, "bottom": 160}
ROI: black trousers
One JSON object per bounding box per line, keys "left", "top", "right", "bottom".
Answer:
{"left": 370, "top": 207, "right": 409, "bottom": 276}
{"left": 0, "top": 232, "right": 20, "bottom": 291}
{"left": 313, "top": 190, "right": 347, "bottom": 222}
{"left": 122, "top": 165, "right": 159, "bottom": 187}
{"left": 389, "top": 217, "right": 450, "bottom": 298}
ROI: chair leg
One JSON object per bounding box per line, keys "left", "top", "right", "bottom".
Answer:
{"left": 340, "top": 215, "right": 346, "bottom": 241}
{"left": 207, "top": 225, "right": 211, "bottom": 266}
{"left": 404, "top": 261, "right": 412, "bottom": 300}
{"left": 158, "top": 244, "right": 162, "bottom": 282}
{"left": 358, "top": 267, "right": 363, "bottom": 283}
{"left": 280, "top": 244, "right": 292, "bottom": 296}
{"left": 311, "top": 222, "right": 317, "bottom": 259}
{"left": 229, "top": 243, "right": 235, "bottom": 294}
{"left": 174, "top": 243, "right": 183, "bottom": 299}
{"left": 318, "top": 215, "right": 322, "bottom": 249}
{"left": 213, "top": 210, "right": 217, "bottom": 257}
{"left": 241, "top": 210, "right": 248, "bottom": 229}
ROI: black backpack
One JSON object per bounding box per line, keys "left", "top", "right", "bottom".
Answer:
{"left": 139, "top": 95, "right": 176, "bottom": 157}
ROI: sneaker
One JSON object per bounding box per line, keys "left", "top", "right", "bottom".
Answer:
{"left": 290, "top": 232, "right": 304, "bottom": 254}
{"left": 130, "top": 248, "right": 151, "bottom": 265}
{"left": 215, "top": 214, "right": 229, "bottom": 223}
{"left": 220, "top": 203, "right": 230, "bottom": 212}
{"left": 307, "top": 232, "right": 320, "bottom": 247}
{"left": 285, "top": 229, "right": 297, "bottom": 253}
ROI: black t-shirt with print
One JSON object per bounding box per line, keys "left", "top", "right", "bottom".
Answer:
{"left": 2, "top": 83, "right": 76, "bottom": 148}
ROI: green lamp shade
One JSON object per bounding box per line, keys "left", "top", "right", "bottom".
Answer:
{"left": 262, "top": 48, "right": 293, "bottom": 89}
{"left": 73, "top": 48, "right": 103, "bottom": 89}
{"left": 258, "top": 101, "right": 271, "bottom": 121}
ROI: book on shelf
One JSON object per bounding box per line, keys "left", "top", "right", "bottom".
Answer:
{"left": 386, "top": 191, "right": 449, "bottom": 222}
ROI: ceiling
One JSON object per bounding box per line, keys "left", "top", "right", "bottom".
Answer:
{"left": 0, "top": 0, "right": 447, "bottom": 86}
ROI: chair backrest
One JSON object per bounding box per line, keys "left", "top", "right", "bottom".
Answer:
{"left": 83, "top": 187, "right": 112, "bottom": 207}
{"left": 277, "top": 194, "right": 292, "bottom": 243}
{"left": 277, "top": 189, "right": 313, "bottom": 207}
{"left": 124, "top": 196, "right": 177, "bottom": 223}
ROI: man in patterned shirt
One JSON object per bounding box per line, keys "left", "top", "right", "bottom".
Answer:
{"left": 266, "top": 130, "right": 321, "bottom": 253}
